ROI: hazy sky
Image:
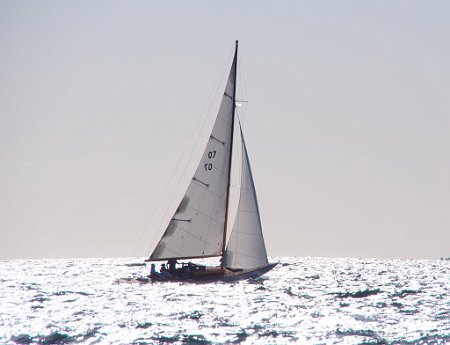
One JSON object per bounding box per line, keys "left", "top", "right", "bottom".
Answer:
{"left": 1, "top": 1, "right": 449, "bottom": 260}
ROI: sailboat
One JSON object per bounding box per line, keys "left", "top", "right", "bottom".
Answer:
{"left": 147, "top": 41, "right": 277, "bottom": 282}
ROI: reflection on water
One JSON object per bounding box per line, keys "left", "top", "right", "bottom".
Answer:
{"left": 1, "top": 257, "right": 449, "bottom": 344}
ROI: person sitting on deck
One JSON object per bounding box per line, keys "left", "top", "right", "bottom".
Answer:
{"left": 158, "top": 263, "right": 172, "bottom": 280}
{"left": 180, "top": 265, "right": 191, "bottom": 280}
{"left": 168, "top": 259, "right": 178, "bottom": 275}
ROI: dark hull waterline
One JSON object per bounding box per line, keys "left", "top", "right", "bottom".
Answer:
{"left": 148, "top": 263, "right": 278, "bottom": 283}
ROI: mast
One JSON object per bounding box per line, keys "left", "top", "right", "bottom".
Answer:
{"left": 221, "top": 40, "right": 238, "bottom": 266}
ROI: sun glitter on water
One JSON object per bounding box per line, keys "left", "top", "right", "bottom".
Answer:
{"left": 1, "top": 257, "right": 449, "bottom": 344}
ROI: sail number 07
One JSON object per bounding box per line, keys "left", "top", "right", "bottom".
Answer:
{"left": 205, "top": 150, "right": 216, "bottom": 171}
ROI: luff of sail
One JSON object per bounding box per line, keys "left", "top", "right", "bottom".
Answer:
{"left": 150, "top": 53, "right": 237, "bottom": 261}
{"left": 223, "top": 124, "right": 269, "bottom": 270}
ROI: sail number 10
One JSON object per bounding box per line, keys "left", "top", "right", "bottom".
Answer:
{"left": 204, "top": 151, "right": 216, "bottom": 171}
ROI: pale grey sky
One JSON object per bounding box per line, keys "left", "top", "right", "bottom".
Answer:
{"left": 1, "top": 1, "right": 449, "bottom": 260}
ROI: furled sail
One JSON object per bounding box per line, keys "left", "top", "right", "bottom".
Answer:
{"left": 150, "top": 55, "right": 237, "bottom": 261}
{"left": 223, "top": 125, "right": 269, "bottom": 269}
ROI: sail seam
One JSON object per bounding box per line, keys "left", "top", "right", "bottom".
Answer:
{"left": 171, "top": 220, "right": 221, "bottom": 240}
{"left": 232, "top": 232, "right": 263, "bottom": 236}
{"left": 216, "top": 112, "right": 233, "bottom": 126}
{"left": 217, "top": 111, "right": 233, "bottom": 126}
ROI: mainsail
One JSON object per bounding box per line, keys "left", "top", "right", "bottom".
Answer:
{"left": 223, "top": 125, "right": 269, "bottom": 269}
{"left": 150, "top": 49, "right": 237, "bottom": 261}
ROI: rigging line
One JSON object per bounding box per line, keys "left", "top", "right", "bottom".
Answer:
{"left": 222, "top": 40, "right": 239, "bottom": 262}
{"left": 236, "top": 46, "right": 249, "bottom": 126}
{"left": 141, "top": 46, "right": 236, "bottom": 257}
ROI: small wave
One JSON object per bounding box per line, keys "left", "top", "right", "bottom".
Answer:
{"left": 257, "top": 330, "right": 297, "bottom": 341}
{"left": 336, "top": 328, "right": 387, "bottom": 343}
{"left": 52, "top": 290, "right": 92, "bottom": 296}
{"left": 38, "top": 332, "right": 73, "bottom": 344}
{"left": 228, "top": 330, "right": 249, "bottom": 343}
{"left": 375, "top": 302, "right": 388, "bottom": 309}
{"left": 284, "top": 287, "right": 297, "bottom": 297}
{"left": 435, "top": 310, "right": 450, "bottom": 320}
{"left": 285, "top": 289, "right": 314, "bottom": 300}
{"left": 31, "top": 305, "right": 44, "bottom": 310}
{"left": 181, "top": 335, "right": 210, "bottom": 343}
{"left": 11, "top": 333, "right": 33, "bottom": 344}
{"left": 186, "top": 310, "right": 203, "bottom": 320}
{"left": 77, "top": 327, "right": 103, "bottom": 343}
{"left": 12, "top": 328, "right": 104, "bottom": 345}
{"left": 260, "top": 330, "right": 281, "bottom": 338}
{"left": 116, "top": 277, "right": 150, "bottom": 284}
{"left": 136, "top": 322, "right": 152, "bottom": 329}
{"left": 214, "top": 317, "right": 233, "bottom": 327}
{"left": 391, "top": 289, "right": 422, "bottom": 298}
{"left": 30, "top": 295, "right": 49, "bottom": 303}
{"left": 331, "top": 288, "right": 382, "bottom": 299}
{"left": 392, "top": 302, "right": 404, "bottom": 309}
{"left": 123, "top": 262, "right": 146, "bottom": 267}
{"left": 398, "top": 332, "right": 450, "bottom": 344}
{"left": 20, "top": 282, "right": 41, "bottom": 291}
{"left": 336, "top": 328, "right": 378, "bottom": 337}
{"left": 144, "top": 335, "right": 179, "bottom": 344}
{"left": 306, "top": 274, "right": 320, "bottom": 280}
{"left": 63, "top": 299, "right": 77, "bottom": 303}
{"left": 399, "top": 308, "right": 419, "bottom": 315}
{"left": 148, "top": 334, "right": 210, "bottom": 344}
{"left": 248, "top": 277, "right": 267, "bottom": 284}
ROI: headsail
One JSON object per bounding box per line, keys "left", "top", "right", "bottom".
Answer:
{"left": 223, "top": 124, "right": 269, "bottom": 270}
{"left": 149, "top": 47, "right": 237, "bottom": 261}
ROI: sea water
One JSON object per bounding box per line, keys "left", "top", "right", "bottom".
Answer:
{"left": 0, "top": 257, "right": 449, "bottom": 344}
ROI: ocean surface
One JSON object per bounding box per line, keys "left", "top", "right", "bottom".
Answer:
{"left": 0, "top": 257, "right": 449, "bottom": 344}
